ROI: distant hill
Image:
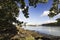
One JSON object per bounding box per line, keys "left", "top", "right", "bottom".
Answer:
{"left": 41, "top": 22, "right": 60, "bottom": 26}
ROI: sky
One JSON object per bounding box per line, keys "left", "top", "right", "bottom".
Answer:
{"left": 17, "top": 0, "right": 60, "bottom": 25}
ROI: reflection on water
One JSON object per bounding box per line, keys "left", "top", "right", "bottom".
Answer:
{"left": 22, "top": 26, "right": 60, "bottom": 36}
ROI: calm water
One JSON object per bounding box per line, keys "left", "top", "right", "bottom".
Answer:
{"left": 22, "top": 26, "right": 60, "bottom": 36}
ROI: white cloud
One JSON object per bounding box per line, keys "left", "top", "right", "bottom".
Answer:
{"left": 44, "top": 20, "right": 57, "bottom": 24}
{"left": 27, "top": 19, "right": 57, "bottom": 25}
{"left": 39, "top": 20, "right": 57, "bottom": 25}
{"left": 41, "top": 11, "right": 50, "bottom": 17}
{"left": 54, "top": 13, "right": 60, "bottom": 19}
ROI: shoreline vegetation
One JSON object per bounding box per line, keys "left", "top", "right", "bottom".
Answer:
{"left": 11, "top": 26, "right": 60, "bottom": 40}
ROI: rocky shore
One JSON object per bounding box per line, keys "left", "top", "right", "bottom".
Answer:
{"left": 11, "top": 26, "right": 60, "bottom": 40}
{"left": 11, "top": 27, "right": 43, "bottom": 40}
{"left": 0, "top": 25, "right": 60, "bottom": 40}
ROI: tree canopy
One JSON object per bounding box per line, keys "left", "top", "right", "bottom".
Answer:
{"left": 0, "top": 0, "right": 60, "bottom": 40}
{"left": 0, "top": 0, "right": 48, "bottom": 39}
{"left": 48, "top": 0, "right": 60, "bottom": 17}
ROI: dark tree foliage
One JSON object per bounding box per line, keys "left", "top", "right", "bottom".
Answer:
{"left": 0, "top": 0, "right": 48, "bottom": 39}
{"left": 56, "top": 18, "right": 60, "bottom": 23}
{"left": 48, "top": 0, "right": 60, "bottom": 17}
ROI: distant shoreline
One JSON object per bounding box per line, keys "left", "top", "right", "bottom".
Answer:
{"left": 26, "top": 25, "right": 60, "bottom": 27}
{"left": 41, "top": 22, "right": 60, "bottom": 26}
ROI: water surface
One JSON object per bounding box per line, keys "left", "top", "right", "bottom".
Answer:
{"left": 22, "top": 26, "right": 60, "bottom": 36}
